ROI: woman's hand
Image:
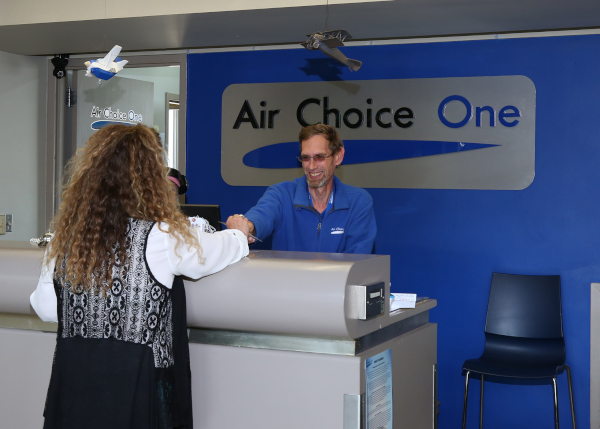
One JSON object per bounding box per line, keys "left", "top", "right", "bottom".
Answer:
{"left": 225, "top": 215, "right": 251, "bottom": 240}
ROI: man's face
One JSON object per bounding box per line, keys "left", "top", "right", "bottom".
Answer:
{"left": 301, "top": 134, "right": 344, "bottom": 189}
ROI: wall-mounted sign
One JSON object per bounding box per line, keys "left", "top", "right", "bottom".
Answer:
{"left": 76, "top": 73, "right": 154, "bottom": 149}
{"left": 89, "top": 106, "right": 144, "bottom": 129}
{"left": 221, "top": 76, "right": 535, "bottom": 189}
{"left": 366, "top": 348, "right": 393, "bottom": 429}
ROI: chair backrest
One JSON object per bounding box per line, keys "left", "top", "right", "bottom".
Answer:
{"left": 485, "top": 273, "right": 563, "bottom": 339}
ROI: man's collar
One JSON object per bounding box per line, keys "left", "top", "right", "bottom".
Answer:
{"left": 331, "top": 176, "right": 349, "bottom": 209}
{"left": 293, "top": 177, "right": 310, "bottom": 206}
{"left": 294, "top": 175, "right": 349, "bottom": 210}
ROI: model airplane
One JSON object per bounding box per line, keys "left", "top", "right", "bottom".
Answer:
{"left": 300, "top": 30, "right": 362, "bottom": 71}
{"left": 85, "top": 45, "right": 128, "bottom": 85}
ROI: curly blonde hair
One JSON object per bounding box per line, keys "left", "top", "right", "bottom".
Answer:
{"left": 47, "top": 123, "right": 200, "bottom": 292}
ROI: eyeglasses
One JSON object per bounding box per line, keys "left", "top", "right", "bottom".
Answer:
{"left": 297, "top": 154, "right": 333, "bottom": 163}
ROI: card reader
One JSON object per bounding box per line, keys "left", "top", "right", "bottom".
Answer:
{"left": 348, "top": 281, "right": 385, "bottom": 320}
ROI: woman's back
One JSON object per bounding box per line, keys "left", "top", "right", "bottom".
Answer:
{"left": 47, "top": 219, "right": 177, "bottom": 429}
{"left": 31, "top": 124, "right": 250, "bottom": 429}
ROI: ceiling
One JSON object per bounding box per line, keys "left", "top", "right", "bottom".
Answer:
{"left": 1, "top": 0, "right": 600, "bottom": 56}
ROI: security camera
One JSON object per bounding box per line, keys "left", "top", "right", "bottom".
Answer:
{"left": 52, "top": 54, "right": 70, "bottom": 79}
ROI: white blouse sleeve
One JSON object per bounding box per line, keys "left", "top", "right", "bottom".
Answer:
{"left": 30, "top": 251, "right": 58, "bottom": 323}
{"left": 29, "top": 223, "right": 248, "bottom": 322}
{"left": 145, "top": 222, "right": 249, "bottom": 287}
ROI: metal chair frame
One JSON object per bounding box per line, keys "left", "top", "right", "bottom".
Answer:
{"left": 462, "top": 366, "right": 576, "bottom": 429}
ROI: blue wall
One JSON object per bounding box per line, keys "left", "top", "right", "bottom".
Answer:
{"left": 187, "top": 35, "right": 599, "bottom": 428}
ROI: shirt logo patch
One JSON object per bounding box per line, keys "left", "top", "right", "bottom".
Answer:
{"left": 331, "top": 227, "right": 345, "bottom": 235}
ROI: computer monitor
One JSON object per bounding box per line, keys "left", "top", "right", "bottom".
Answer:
{"left": 180, "top": 204, "right": 222, "bottom": 231}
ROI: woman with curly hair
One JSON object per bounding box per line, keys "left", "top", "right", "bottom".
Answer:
{"left": 30, "top": 124, "right": 249, "bottom": 429}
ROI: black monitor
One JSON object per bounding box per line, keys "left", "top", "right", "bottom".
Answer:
{"left": 180, "top": 204, "right": 222, "bottom": 231}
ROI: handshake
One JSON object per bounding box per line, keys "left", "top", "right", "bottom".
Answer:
{"left": 224, "top": 214, "right": 260, "bottom": 244}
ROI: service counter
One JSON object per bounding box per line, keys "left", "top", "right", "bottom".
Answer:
{"left": 0, "top": 243, "right": 437, "bottom": 429}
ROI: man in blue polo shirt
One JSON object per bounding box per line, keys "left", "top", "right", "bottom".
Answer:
{"left": 228, "top": 124, "right": 376, "bottom": 254}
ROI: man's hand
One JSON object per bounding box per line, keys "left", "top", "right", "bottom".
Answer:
{"left": 246, "top": 220, "right": 256, "bottom": 244}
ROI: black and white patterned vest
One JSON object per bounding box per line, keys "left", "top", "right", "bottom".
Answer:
{"left": 54, "top": 219, "right": 174, "bottom": 368}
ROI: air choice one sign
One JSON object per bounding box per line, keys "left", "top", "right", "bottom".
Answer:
{"left": 90, "top": 106, "right": 144, "bottom": 123}
{"left": 76, "top": 74, "right": 154, "bottom": 150}
{"left": 221, "top": 76, "right": 535, "bottom": 190}
{"left": 234, "top": 95, "right": 520, "bottom": 130}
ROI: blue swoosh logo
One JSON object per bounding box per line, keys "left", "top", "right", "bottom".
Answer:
{"left": 91, "top": 120, "right": 137, "bottom": 130}
{"left": 242, "top": 140, "right": 500, "bottom": 169}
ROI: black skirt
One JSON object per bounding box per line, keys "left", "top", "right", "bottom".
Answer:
{"left": 170, "top": 276, "right": 194, "bottom": 428}
{"left": 43, "top": 277, "right": 193, "bottom": 429}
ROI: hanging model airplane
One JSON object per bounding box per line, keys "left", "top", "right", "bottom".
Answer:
{"left": 85, "top": 45, "right": 128, "bottom": 85}
{"left": 300, "top": 30, "right": 362, "bottom": 71}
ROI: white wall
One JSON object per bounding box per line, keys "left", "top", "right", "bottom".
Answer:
{"left": 0, "top": 0, "right": 359, "bottom": 25}
{"left": 0, "top": 50, "right": 47, "bottom": 241}
{"left": 118, "top": 66, "right": 180, "bottom": 135}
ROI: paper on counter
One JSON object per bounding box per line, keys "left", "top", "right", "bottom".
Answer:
{"left": 390, "top": 293, "right": 417, "bottom": 310}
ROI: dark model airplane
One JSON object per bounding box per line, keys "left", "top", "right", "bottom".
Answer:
{"left": 300, "top": 29, "right": 362, "bottom": 71}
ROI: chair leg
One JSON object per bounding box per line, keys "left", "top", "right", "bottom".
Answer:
{"left": 480, "top": 375, "right": 484, "bottom": 429}
{"left": 565, "top": 365, "right": 576, "bottom": 429}
{"left": 463, "top": 371, "right": 471, "bottom": 429}
{"left": 552, "top": 377, "right": 559, "bottom": 429}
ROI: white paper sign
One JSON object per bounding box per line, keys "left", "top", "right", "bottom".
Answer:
{"left": 366, "top": 349, "right": 393, "bottom": 429}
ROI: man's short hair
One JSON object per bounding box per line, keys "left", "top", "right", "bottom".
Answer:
{"left": 299, "top": 124, "right": 344, "bottom": 155}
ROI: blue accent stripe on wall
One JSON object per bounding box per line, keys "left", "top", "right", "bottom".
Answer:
{"left": 91, "top": 120, "right": 136, "bottom": 129}
{"left": 243, "top": 140, "right": 499, "bottom": 168}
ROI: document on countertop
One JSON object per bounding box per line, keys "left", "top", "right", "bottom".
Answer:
{"left": 390, "top": 293, "right": 417, "bottom": 310}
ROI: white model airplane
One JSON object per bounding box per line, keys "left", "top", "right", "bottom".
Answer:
{"left": 300, "top": 30, "right": 362, "bottom": 71}
{"left": 85, "top": 45, "right": 128, "bottom": 85}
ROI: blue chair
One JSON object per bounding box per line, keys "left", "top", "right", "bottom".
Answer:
{"left": 461, "top": 273, "right": 576, "bottom": 429}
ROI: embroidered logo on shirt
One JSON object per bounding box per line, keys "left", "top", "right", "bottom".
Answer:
{"left": 331, "top": 227, "right": 345, "bottom": 235}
